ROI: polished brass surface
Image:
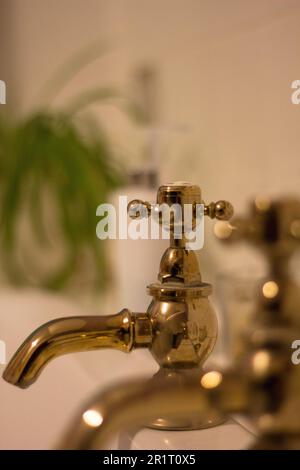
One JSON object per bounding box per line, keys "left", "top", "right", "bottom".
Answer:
{"left": 147, "top": 296, "right": 217, "bottom": 369}
{"left": 128, "top": 182, "right": 233, "bottom": 428}
{"left": 57, "top": 196, "right": 300, "bottom": 449}
{"left": 158, "top": 248, "right": 201, "bottom": 284}
{"left": 3, "top": 181, "right": 233, "bottom": 431}
{"left": 146, "top": 368, "right": 226, "bottom": 430}
{"left": 219, "top": 198, "right": 300, "bottom": 448}
{"left": 3, "top": 310, "right": 150, "bottom": 388}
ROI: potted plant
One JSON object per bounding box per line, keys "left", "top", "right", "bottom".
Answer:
{"left": 0, "top": 43, "right": 142, "bottom": 292}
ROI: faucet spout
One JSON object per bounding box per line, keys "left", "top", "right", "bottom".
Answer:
{"left": 59, "top": 371, "right": 250, "bottom": 449}
{"left": 3, "top": 309, "right": 147, "bottom": 389}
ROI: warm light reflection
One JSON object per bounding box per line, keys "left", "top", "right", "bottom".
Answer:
{"left": 213, "top": 221, "right": 233, "bottom": 239}
{"left": 258, "top": 413, "right": 273, "bottom": 430}
{"left": 290, "top": 219, "right": 300, "bottom": 238}
{"left": 161, "top": 302, "right": 169, "bottom": 315}
{"left": 123, "top": 316, "right": 129, "bottom": 325}
{"left": 201, "top": 371, "right": 222, "bottom": 389}
{"left": 255, "top": 195, "right": 271, "bottom": 212}
{"left": 82, "top": 409, "right": 103, "bottom": 427}
{"left": 252, "top": 350, "right": 270, "bottom": 375}
{"left": 262, "top": 281, "right": 279, "bottom": 299}
{"left": 31, "top": 339, "right": 39, "bottom": 348}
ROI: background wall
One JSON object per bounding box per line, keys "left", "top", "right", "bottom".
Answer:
{"left": 2, "top": 0, "right": 300, "bottom": 281}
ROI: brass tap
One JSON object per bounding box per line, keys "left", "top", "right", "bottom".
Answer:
{"left": 3, "top": 182, "right": 233, "bottom": 430}
{"left": 59, "top": 371, "right": 249, "bottom": 450}
{"left": 218, "top": 196, "right": 300, "bottom": 448}
{"left": 58, "top": 196, "right": 300, "bottom": 449}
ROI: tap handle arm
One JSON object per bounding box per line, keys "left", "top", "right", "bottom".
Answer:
{"left": 215, "top": 197, "right": 300, "bottom": 260}
{"left": 204, "top": 200, "right": 234, "bottom": 220}
{"left": 128, "top": 199, "right": 234, "bottom": 221}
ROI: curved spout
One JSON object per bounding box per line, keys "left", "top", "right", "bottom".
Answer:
{"left": 59, "top": 371, "right": 251, "bottom": 449}
{"left": 3, "top": 309, "right": 141, "bottom": 389}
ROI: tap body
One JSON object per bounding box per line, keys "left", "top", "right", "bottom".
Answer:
{"left": 3, "top": 182, "right": 233, "bottom": 430}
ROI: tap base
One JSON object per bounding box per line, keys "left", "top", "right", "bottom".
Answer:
{"left": 147, "top": 415, "right": 226, "bottom": 431}
{"left": 146, "top": 367, "right": 226, "bottom": 431}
